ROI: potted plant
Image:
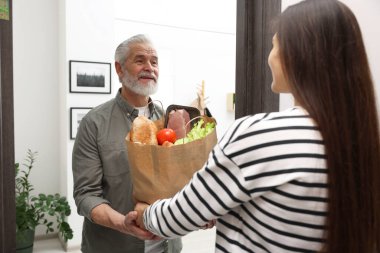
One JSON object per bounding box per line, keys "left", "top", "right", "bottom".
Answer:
{"left": 15, "top": 149, "right": 73, "bottom": 253}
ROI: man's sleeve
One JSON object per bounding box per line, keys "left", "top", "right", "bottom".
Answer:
{"left": 72, "top": 115, "right": 110, "bottom": 221}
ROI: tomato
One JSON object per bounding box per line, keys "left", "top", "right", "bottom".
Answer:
{"left": 156, "top": 128, "right": 177, "bottom": 145}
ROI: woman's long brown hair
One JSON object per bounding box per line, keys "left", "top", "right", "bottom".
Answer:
{"left": 276, "top": 0, "right": 380, "bottom": 252}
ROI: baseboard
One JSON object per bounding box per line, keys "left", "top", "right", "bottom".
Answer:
{"left": 34, "top": 232, "right": 59, "bottom": 241}
{"left": 34, "top": 233, "right": 81, "bottom": 252}
{"left": 65, "top": 243, "right": 81, "bottom": 252}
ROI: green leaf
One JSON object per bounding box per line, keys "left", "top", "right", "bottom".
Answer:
{"left": 174, "top": 119, "right": 216, "bottom": 145}
{"left": 15, "top": 149, "right": 73, "bottom": 241}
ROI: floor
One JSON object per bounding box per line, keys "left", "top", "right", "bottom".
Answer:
{"left": 34, "top": 229, "right": 215, "bottom": 253}
{"left": 34, "top": 238, "right": 80, "bottom": 253}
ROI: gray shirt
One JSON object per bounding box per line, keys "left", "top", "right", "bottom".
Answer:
{"left": 72, "top": 89, "right": 171, "bottom": 253}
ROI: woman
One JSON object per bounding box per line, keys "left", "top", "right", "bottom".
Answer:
{"left": 132, "top": 0, "right": 380, "bottom": 252}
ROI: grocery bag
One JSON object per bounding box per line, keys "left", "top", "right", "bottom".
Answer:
{"left": 125, "top": 109, "right": 217, "bottom": 204}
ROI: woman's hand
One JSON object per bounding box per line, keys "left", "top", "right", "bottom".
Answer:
{"left": 134, "top": 202, "right": 150, "bottom": 228}
{"left": 201, "top": 219, "right": 216, "bottom": 230}
{"left": 124, "top": 211, "right": 159, "bottom": 240}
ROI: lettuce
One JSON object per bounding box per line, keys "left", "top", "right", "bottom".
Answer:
{"left": 174, "top": 119, "right": 216, "bottom": 145}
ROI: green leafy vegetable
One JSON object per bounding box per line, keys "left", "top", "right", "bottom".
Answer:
{"left": 174, "top": 119, "right": 216, "bottom": 145}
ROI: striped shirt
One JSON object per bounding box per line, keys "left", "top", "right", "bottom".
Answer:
{"left": 144, "top": 107, "right": 328, "bottom": 253}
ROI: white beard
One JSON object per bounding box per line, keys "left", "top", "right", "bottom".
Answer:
{"left": 121, "top": 71, "right": 158, "bottom": 96}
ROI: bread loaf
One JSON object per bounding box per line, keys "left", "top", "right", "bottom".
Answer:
{"left": 130, "top": 116, "right": 158, "bottom": 145}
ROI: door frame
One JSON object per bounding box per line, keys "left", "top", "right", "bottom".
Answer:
{"left": 0, "top": 0, "right": 16, "bottom": 252}
{"left": 235, "top": 0, "right": 281, "bottom": 118}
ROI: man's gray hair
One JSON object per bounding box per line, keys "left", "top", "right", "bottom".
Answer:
{"left": 114, "top": 34, "right": 153, "bottom": 66}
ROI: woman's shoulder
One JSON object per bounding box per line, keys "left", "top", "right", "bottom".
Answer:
{"left": 237, "top": 106, "right": 311, "bottom": 129}
{"left": 220, "top": 107, "right": 315, "bottom": 146}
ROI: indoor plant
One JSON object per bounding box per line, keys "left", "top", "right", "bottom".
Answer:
{"left": 15, "top": 149, "right": 73, "bottom": 253}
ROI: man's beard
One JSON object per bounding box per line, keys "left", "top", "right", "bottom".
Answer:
{"left": 121, "top": 71, "right": 158, "bottom": 96}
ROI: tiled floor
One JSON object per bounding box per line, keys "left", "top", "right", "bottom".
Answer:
{"left": 34, "top": 229, "right": 215, "bottom": 253}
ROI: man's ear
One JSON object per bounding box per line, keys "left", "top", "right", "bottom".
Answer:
{"left": 115, "top": 61, "right": 123, "bottom": 75}
{"left": 115, "top": 61, "right": 124, "bottom": 82}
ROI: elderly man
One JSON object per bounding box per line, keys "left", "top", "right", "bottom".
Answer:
{"left": 73, "top": 34, "right": 182, "bottom": 253}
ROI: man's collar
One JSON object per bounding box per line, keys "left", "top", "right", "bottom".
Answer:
{"left": 116, "top": 88, "right": 138, "bottom": 117}
{"left": 115, "top": 88, "right": 157, "bottom": 118}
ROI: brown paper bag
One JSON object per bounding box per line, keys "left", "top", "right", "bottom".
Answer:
{"left": 125, "top": 128, "right": 217, "bottom": 204}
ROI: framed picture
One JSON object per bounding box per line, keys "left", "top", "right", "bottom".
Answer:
{"left": 69, "top": 60, "right": 111, "bottom": 94}
{"left": 70, "top": 107, "right": 92, "bottom": 139}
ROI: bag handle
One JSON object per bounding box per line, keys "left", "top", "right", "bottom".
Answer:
{"left": 145, "top": 100, "right": 164, "bottom": 119}
{"left": 184, "top": 115, "right": 203, "bottom": 130}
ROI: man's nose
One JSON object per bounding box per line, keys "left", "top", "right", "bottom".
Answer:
{"left": 143, "top": 62, "right": 154, "bottom": 72}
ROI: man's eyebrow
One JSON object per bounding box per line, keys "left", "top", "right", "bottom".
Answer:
{"left": 133, "top": 54, "right": 158, "bottom": 60}
{"left": 133, "top": 54, "right": 146, "bottom": 59}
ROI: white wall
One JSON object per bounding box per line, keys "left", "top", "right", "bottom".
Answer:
{"left": 280, "top": 0, "right": 380, "bottom": 110}
{"left": 13, "top": 0, "right": 236, "bottom": 251}
{"left": 13, "top": 0, "right": 60, "bottom": 237}
{"left": 62, "top": 0, "right": 116, "bottom": 248}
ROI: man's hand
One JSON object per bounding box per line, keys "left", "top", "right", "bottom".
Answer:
{"left": 124, "top": 211, "right": 159, "bottom": 240}
{"left": 91, "top": 203, "right": 158, "bottom": 240}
